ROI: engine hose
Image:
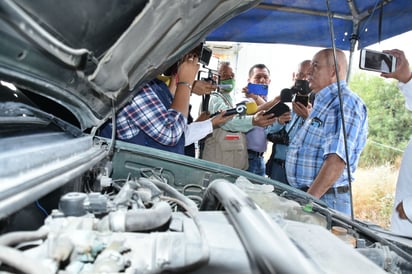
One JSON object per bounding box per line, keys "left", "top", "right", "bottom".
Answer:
{"left": 200, "top": 179, "right": 318, "bottom": 274}
{"left": 0, "top": 225, "right": 49, "bottom": 246}
{"left": 160, "top": 195, "right": 210, "bottom": 273}
{"left": 110, "top": 201, "right": 172, "bottom": 232}
{"left": 151, "top": 179, "right": 198, "bottom": 212}
{"left": 137, "top": 177, "right": 162, "bottom": 198}
{"left": 0, "top": 245, "right": 50, "bottom": 274}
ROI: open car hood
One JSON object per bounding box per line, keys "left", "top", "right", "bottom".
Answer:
{"left": 0, "top": 0, "right": 258, "bottom": 130}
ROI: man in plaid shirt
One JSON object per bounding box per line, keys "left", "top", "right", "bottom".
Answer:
{"left": 286, "top": 48, "right": 368, "bottom": 217}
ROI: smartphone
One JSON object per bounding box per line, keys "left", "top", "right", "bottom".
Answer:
{"left": 191, "top": 43, "right": 212, "bottom": 66}
{"left": 199, "top": 46, "right": 212, "bottom": 66}
{"left": 247, "top": 83, "right": 269, "bottom": 96}
{"left": 359, "top": 49, "right": 397, "bottom": 73}
{"left": 294, "top": 94, "right": 309, "bottom": 107}
{"left": 264, "top": 102, "right": 290, "bottom": 117}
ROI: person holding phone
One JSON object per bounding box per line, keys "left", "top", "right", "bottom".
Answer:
{"left": 265, "top": 60, "right": 312, "bottom": 183}
{"left": 360, "top": 49, "right": 397, "bottom": 74}
{"left": 243, "top": 64, "right": 274, "bottom": 176}
{"left": 381, "top": 49, "right": 412, "bottom": 237}
{"left": 100, "top": 50, "right": 226, "bottom": 155}
{"left": 286, "top": 48, "right": 368, "bottom": 217}
{"left": 202, "top": 62, "right": 277, "bottom": 171}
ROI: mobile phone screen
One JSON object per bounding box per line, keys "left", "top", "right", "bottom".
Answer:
{"left": 247, "top": 83, "right": 269, "bottom": 96}
{"left": 359, "top": 49, "right": 397, "bottom": 73}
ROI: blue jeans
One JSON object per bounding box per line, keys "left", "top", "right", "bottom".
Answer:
{"left": 320, "top": 191, "right": 352, "bottom": 217}
{"left": 269, "top": 160, "right": 289, "bottom": 184}
{"left": 247, "top": 152, "right": 265, "bottom": 176}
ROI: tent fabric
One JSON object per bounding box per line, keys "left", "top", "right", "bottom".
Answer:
{"left": 207, "top": 0, "right": 412, "bottom": 51}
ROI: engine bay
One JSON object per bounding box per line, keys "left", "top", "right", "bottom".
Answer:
{"left": 1, "top": 161, "right": 411, "bottom": 274}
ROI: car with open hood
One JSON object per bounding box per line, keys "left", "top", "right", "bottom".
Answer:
{"left": 1, "top": 1, "right": 412, "bottom": 273}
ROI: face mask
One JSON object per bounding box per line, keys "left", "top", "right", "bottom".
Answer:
{"left": 220, "top": 78, "right": 235, "bottom": 93}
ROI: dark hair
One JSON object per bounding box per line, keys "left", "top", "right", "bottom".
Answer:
{"left": 248, "top": 64, "right": 270, "bottom": 77}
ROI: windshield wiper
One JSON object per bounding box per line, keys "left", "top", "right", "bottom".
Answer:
{"left": 0, "top": 102, "right": 83, "bottom": 137}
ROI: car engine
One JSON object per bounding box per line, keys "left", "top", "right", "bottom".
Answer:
{"left": 1, "top": 163, "right": 412, "bottom": 274}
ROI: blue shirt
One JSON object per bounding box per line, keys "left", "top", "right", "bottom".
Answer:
{"left": 246, "top": 126, "right": 267, "bottom": 153}
{"left": 285, "top": 81, "right": 368, "bottom": 188}
{"left": 265, "top": 112, "right": 305, "bottom": 160}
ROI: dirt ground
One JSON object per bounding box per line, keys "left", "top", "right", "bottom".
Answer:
{"left": 353, "top": 165, "right": 398, "bottom": 229}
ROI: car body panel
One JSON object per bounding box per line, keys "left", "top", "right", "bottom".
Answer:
{"left": 1, "top": 1, "right": 412, "bottom": 273}
{"left": 0, "top": 131, "right": 108, "bottom": 219}
{"left": 0, "top": 0, "right": 258, "bottom": 130}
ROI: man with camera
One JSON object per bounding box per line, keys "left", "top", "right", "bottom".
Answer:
{"left": 285, "top": 48, "right": 368, "bottom": 217}
{"left": 100, "top": 47, "right": 230, "bottom": 155}
{"left": 265, "top": 60, "right": 312, "bottom": 183}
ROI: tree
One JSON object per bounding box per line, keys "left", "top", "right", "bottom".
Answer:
{"left": 349, "top": 72, "right": 412, "bottom": 167}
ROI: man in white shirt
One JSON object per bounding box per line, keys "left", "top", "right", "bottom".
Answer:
{"left": 381, "top": 49, "right": 412, "bottom": 237}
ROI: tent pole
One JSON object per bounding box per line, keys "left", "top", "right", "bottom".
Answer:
{"left": 347, "top": 34, "right": 359, "bottom": 82}
{"left": 326, "top": 0, "right": 354, "bottom": 220}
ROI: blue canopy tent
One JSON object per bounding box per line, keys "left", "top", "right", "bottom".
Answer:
{"left": 207, "top": 0, "right": 412, "bottom": 219}
{"left": 207, "top": 0, "right": 412, "bottom": 52}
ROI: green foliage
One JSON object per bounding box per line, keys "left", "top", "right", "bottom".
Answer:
{"left": 349, "top": 72, "right": 412, "bottom": 167}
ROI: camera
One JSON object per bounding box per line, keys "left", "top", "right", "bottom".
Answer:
{"left": 191, "top": 43, "right": 212, "bottom": 66}
{"left": 163, "top": 43, "right": 213, "bottom": 77}
{"left": 280, "top": 79, "right": 311, "bottom": 102}
{"left": 292, "top": 79, "right": 311, "bottom": 95}
{"left": 267, "top": 128, "right": 289, "bottom": 145}
{"left": 199, "top": 46, "right": 212, "bottom": 66}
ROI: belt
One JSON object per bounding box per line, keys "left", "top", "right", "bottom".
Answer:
{"left": 299, "top": 185, "right": 350, "bottom": 195}
{"left": 248, "top": 149, "right": 264, "bottom": 157}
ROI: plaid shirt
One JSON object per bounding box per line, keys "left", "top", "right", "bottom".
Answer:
{"left": 286, "top": 81, "right": 368, "bottom": 188}
{"left": 115, "top": 80, "right": 187, "bottom": 146}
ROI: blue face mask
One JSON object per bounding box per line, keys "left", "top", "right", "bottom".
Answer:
{"left": 220, "top": 78, "right": 235, "bottom": 93}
